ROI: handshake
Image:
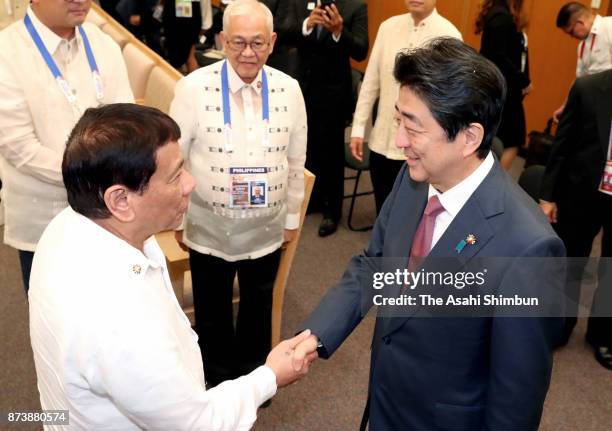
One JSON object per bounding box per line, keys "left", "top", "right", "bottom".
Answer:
{"left": 264, "top": 330, "right": 319, "bottom": 387}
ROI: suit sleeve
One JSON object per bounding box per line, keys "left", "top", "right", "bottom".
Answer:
{"left": 539, "top": 79, "right": 583, "bottom": 202}
{"left": 336, "top": 1, "right": 369, "bottom": 62}
{"left": 483, "top": 236, "right": 565, "bottom": 430}
{"left": 298, "top": 166, "right": 407, "bottom": 358}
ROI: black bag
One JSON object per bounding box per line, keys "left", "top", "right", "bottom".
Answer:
{"left": 524, "top": 119, "right": 555, "bottom": 168}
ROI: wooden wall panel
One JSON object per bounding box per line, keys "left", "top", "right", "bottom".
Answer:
{"left": 357, "top": 0, "right": 609, "bottom": 138}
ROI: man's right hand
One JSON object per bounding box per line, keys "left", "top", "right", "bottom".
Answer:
{"left": 350, "top": 137, "right": 364, "bottom": 162}
{"left": 265, "top": 330, "right": 318, "bottom": 388}
{"left": 306, "top": 6, "right": 327, "bottom": 31}
{"left": 539, "top": 200, "right": 558, "bottom": 224}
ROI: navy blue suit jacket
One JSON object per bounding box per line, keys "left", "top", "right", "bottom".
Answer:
{"left": 301, "top": 161, "right": 565, "bottom": 430}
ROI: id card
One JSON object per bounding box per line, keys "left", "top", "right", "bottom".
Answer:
{"left": 599, "top": 161, "right": 612, "bottom": 196}
{"left": 599, "top": 121, "right": 612, "bottom": 196}
{"left": 176, "top": 0, "right": 193, "bottom": 18}
{"left": 229, "top": 167, "right": 268, "bottom": 208}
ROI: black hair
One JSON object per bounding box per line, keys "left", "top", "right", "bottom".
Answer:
{"left": 556, "top": 2, "right": 588, "bottom": 28}
{"left": 393, "top": 37, "right": 507, "bottom": 159}
{"left": 62, "top": 103, "right": 181, "bottom": 218}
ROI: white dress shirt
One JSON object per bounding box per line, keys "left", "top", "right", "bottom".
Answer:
{"left": 351, "top": 10, "right": 462, "bottom": 160}
{"left": 170, "top": 61, "right": 307, "bottom": 261}
{"left": 576, "top": 15, "right": 612, "bottom": 78}
{"left": 29, "top": 207, "right": 277, "bottom": 430}
{"left": 0, "top": 8, "right": 133, "bottom": 251}
{"left": 428, "top": 152, "right": 495, "bottom": 249}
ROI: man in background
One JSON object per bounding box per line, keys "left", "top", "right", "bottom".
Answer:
{"left": 29, "top": 103, "right": 317, "bottom": 429}
{"left": 553, "top": 1, "right": 612, "bottom": 121}
{"left": 540, "top": 69, "right": 612, "bottom": 369}
{"left": 0, "top": 0, "right": 133, "bottom": 291}
{"left": 170, "top": 0, "right": 308, "bottom": 389}
{"left": 289, "top": 0, "right": 368, "bottom": 236}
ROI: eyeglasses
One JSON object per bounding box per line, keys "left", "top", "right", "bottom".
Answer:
{"left": 226, "top": 39, "right": 270, "bottom": 53}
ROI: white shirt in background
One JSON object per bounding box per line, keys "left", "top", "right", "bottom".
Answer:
{"left": 576, "top": 14, "right": 612, "bottom": 78}
{"left": 0, "top": 7, "right": 133, "bottom": 251}
{"left": 29, "top": 207, "right": 276, "bottom": 430}
{"left": 170, "top": 61, "right": 307, "bottom": 261}
{"left": 351, "top": 10, "right": 462, "bottom": 160}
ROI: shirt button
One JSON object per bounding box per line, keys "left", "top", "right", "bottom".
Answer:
{"left": 226, "top": 232, "right": 231, "bottom": 236}
{"left": 249, "top": 152, "right": 253, "bottom": 156}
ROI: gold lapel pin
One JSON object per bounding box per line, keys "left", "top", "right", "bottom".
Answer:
{"left": 466, "top": 234, "right": 477, "bottom": 245}
{"left": 132, "top": 264, "right": 142, "bottom": 275}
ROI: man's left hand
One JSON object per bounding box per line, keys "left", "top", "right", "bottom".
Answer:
{"left": 283, "top": 229, "right": 297, "bottom": 245}
{"left": 322, "top": 4, "right": 343, "bottom": 38}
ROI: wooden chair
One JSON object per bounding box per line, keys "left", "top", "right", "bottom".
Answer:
{"left": 122, "top": 42, "right": 156, "bottom": 104}
{"left": 100, "top": 22, "right": 130, "bottom": 48}
{"left": 143, "top": 66, "right": 181, "bottom": 114}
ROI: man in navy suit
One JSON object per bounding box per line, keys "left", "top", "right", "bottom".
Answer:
{"left": 295, "top": 38, "right": 565, "bottom": 430}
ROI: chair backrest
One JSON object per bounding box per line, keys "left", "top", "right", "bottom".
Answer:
{"left": 85, "top": 7, "right": 106, "bottom": 27}
{"left": 101, "top": 22, "right": 130, "bottom": 48}
{"left": 518, "top": 165, "right": 546, "bottom": 202}
{"left": 143, "top": 67, "right": 179, "bottom": 114}
{"left": 122, "top": 42, "right": 156, "bottom": 102}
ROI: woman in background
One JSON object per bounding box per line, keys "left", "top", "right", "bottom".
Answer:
{"left": 477, "top": 0, "right": 532, "bottom": 170}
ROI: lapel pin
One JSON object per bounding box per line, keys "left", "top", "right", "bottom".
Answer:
{"left": 132, "top": 264, "right": 142, "bottom": 275}
{"left": 455, "top": 234, "right": 477, "bottom": 254}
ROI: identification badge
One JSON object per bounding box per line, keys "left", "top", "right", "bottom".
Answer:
{"left": 229, "top": 167, "right": 268, "bottom": 208}
{"left": 176, "top": 0, "right": 193, "bottom": 18}
{"left": 153, "top": 4, "right": 163, "bottom": 21}
{"left": 307, "top": 2, "right": 315, "bottom": 10}
{"left": 599, "top": 120, "right": 612, "bottom": 196}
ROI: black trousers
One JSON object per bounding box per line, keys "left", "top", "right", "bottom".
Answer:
{"left": 305, "top": 102, "right": 345, "bottom": 221}
{"left": 369, "top": 151, "right": 405, "bottom": 215}
{"left": 189, "top": 248, "right": 281, "bottom": 386}
{"left": 18, "top": 250, "right": 34, "bottom": 294}
{"left": 556, "top": 188, "right": 612, "bottom": 346}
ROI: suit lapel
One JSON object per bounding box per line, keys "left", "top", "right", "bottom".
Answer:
{"left": 381, "top": 162, "right": 506, "bottom": 337}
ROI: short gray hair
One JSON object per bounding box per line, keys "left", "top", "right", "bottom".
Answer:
{"left": 222, "top": 0, "right": 274, "bottom": 36}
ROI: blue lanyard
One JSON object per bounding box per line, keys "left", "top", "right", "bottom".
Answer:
{"left": 24, "top": 14, "right": 104, "bottom": 106}
{"left": 220, "top": 60, "right": 270, "bottom": 152}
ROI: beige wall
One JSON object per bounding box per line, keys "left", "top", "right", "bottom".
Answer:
{"left": 357, "top": 0, "right": 610, "bottom": 136}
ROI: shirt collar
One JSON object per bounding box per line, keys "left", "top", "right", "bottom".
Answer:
{"left": 414, "top": 8, "right": 439, "bottom": 28}
{"left": 26, "top": 6, "right": 81, "bottom": 56}
{"left": 226, "top": 60, "right": 263, "bottom": 95}
{"left": 428, "top": 151, "right": 495, "bottom": 217}
{"left": 590, "top": 14, "right": 602, "bottom": 35}
{"left": 65, "top": 208, "right": 164, "bottom": 280}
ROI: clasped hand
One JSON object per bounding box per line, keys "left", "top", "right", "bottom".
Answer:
{"left": 265, "top": 330, "right": 319, "bottom": 387}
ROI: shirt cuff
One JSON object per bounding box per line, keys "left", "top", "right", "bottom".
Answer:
{"left": 250, "top": 365, "right": 277, "bottom": 405}
{"left": 350, "top": 124, "right": 366, "bottom": 139}
{"left": 285, "top": 212, "right": 300, "bottom": 230}
{"left": 302, "top": 17, "right": 313, "bottom": 36}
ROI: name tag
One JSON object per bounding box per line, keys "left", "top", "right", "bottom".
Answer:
{"left": 229, "top": 167, "right": 268, "bottom": 208}
{"left": 176, "top": 0, "right": 193, "bottom": 18}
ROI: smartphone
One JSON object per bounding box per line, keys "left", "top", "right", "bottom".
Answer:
{"left": 320, "top": 0, "right": 336, "bottom": 7}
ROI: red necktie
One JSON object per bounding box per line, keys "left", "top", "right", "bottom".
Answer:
{"left": 409, "top": 195, "right": 445, "bottom": 271}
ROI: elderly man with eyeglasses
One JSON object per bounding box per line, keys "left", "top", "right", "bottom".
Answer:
{"left": 170, "top": 0, "right": 308, "bottom": 391}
